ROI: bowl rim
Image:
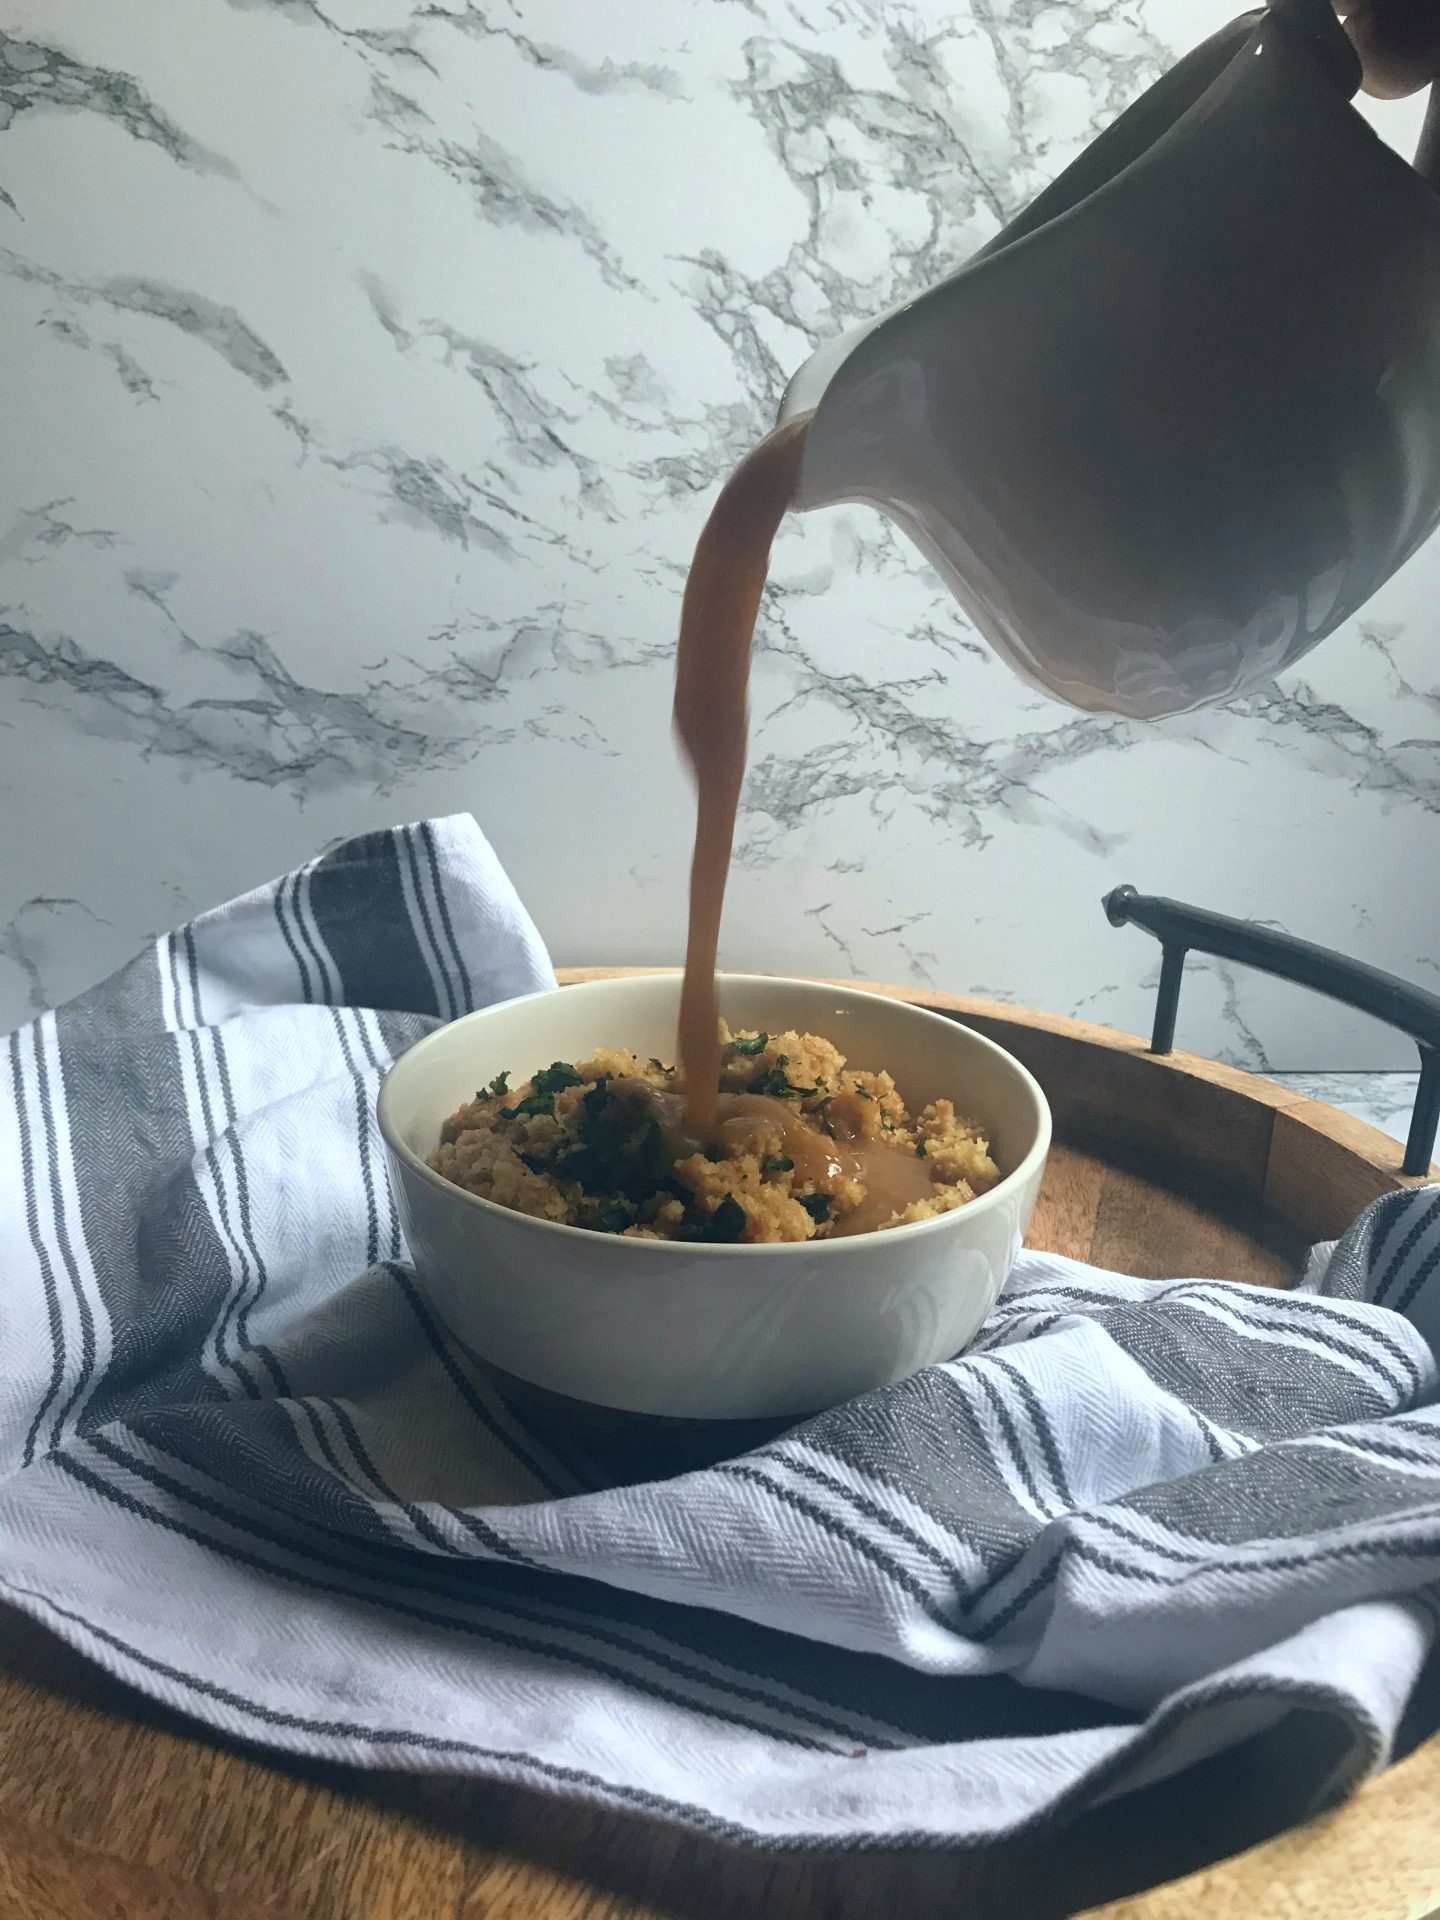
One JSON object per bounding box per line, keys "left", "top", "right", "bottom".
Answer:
{"left": 376, "top": 971, "right": 1052, "bottom": 1259}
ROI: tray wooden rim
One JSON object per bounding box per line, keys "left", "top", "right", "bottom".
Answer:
{"left": 556, "top": 968, "right": 1440, "bottom": 1919}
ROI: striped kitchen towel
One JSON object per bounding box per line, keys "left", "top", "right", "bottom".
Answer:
{"left": 1, "top": 813, "right": 1438, "bottom": 1850}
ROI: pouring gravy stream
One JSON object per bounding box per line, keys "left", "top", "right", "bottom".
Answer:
{"left": 672, "top": 412, "right": 934, "bottom": 1226}
{"left": 673, "top": 414, "right": 811, "bottom": 1138}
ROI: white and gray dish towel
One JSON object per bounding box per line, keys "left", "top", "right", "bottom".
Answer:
{"left": 1, "top": 814, "right": 1438, "bottom": 1848}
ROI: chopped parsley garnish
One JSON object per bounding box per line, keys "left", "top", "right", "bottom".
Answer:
{"left": 555, "top": 1098, "right": 670, "bottom": 1201}
{"left": 750, "top": 1063, "right": 817, "bottom": 1099}
{"left": 649, "top": 1057, "right": 669, "bottom": 1074}
{"left": 916, "top": 1137, "right": 928, "bottom": 1157}
{"left": 855, "top": 1086, "right": 871, "bottom": 1101}
{"left": 485, "top": 1070, "right": 510, "bottom": 1097}
{"left": 729, "top": 1032, "right": 768, "bottom": 1057}
{"left": 698, "top": 1194, "right": 747, "bottom": 1243}
{"left": 595, "top": 1200, "right": 632, "bottom": 1234}
{"left": 880, "top": 1113, "right": 896, "bottom": 1133}
{"left": 532, "top": 1061, "right": 583, "bottom": 1096}
{"left": 800, "top": 1193, "right": 832, "bottom": 1225}
{"left": 761, "top": 1154, "right": 795, "bottom": 1174}
{"left": 500, "top": 1061, "right": 582, "bottom": 1122}
{"left": 501, "top": 1090, "right": 557, "bottom": 1120}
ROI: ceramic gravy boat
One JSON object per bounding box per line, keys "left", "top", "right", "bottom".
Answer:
{"left": 780, "top": 0, "right": 1440, "bottom": 717}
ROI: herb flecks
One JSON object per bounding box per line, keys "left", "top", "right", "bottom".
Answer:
{"left": 761, "top": 1154, "right": 795, "bottom": 1174}
{"left": 729, "top": 1032, "right": 768, "bottom": 1057}
{"left": 500, "top": 1061, "right": 582, "bottom": 1121}
{"left": 698, "top": 1193, "right": 747, "bottom": 1243}
{"left": 800, "top": 1193, "right": 832, "bottom": 1225}
{"left": 533, "top": 1062, "right": 583, "bottom": 1095}
{"left": 750, "top": 1059, "right": 818, "bottom": 1099}
{"left": 501, "top": 1091, "right": 557, "bottom": 1119}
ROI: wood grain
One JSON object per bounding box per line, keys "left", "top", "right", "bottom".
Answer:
{"left": 0, "top": 1808, "right": 274, "bottom": 1920}
{"left": 0, "top": 975, "right": 1434, "bottom": 1920}
{"left": 1025, "top": 1140, "right": 1106, "bottom": 1264}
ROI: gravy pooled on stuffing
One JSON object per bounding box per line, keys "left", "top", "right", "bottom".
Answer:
{"left": 709, "top": 1095, "right": 935, "bottom": 1237}
{"left": 614, "top": 1080, "right": 936, "bottom": 1238}
{"left": 428, "top": 1028, "right": 999, "bottom": 1244}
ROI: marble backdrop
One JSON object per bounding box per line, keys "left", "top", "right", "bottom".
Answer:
{"left": 0, "top": 0, "right": 1435, "bottom": 1066}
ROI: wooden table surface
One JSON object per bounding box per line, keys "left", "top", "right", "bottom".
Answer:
{"left": 1, "top": 986, "right": 1437, "bottom": 1919}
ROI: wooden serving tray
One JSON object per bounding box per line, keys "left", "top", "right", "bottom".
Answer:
{"left": 0, "top": 977, "right": 1435, "bottom": 1920}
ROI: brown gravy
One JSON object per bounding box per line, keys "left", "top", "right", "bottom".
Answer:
{"left": 614, "top": 1079, "right": 937, "bottom": 1238}
{"left": 714, "top": 1095, "right": 935, "bottom": 1236}
{"left": 672, "top": 414, "right": 812, "bottom": 1135}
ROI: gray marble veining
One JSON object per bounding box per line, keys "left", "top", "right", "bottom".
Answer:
{"left": 0, "top": 0, "right": 1435, "bottom": 1064}
{"left": 0, "top": 26, "right": 240, "bottom": 177}
{"left": 1269, "top": 1072, "right": 1423, "bottom": 1147}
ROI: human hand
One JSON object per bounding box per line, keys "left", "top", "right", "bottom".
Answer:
{"left": 1335, "top": 0, "right": 1440, "bottom": 98}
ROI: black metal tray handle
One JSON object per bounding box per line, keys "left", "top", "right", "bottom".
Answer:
{"left": 1104, "top": 885, "right": 1440, "bottom": 1176}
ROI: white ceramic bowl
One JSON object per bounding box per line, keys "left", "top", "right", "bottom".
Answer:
{"left": 378, "top": 974, "right": 1050, "bottom": 1421}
